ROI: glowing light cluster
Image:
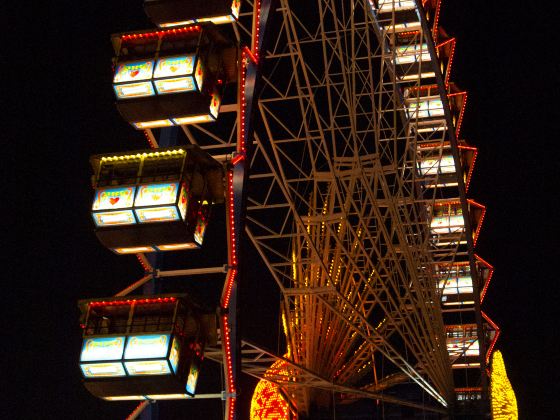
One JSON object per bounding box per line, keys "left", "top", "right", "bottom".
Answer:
{"left": 142, "top": 130, "right": 158, "bottom": 149}
{"left": 436, "top": 37, "right": 456, "bottom": 86}
{"left": 135, "top": 253, "right": 153, "bottom": 272}
{"left": 250, "top": 359, "right": 292, "bottom": 420}
{"left": 482, "top": 311, "right": 501, "bottom": 363}
{"left": 238, "top": 50, "right": 250, "bottom": 155}
{"left": 467, "top": 199, "right": 486, "bottom": 246}
{"left": 100, "top": 149, "right": 184, "bottom": 162}
{"left": 491, "top": 351, "right": 518, "bottom": 420}
{"left": 222, "top": 315, "right": 236, "bottom": 419}
{"left": 120, "top": 26, "right": 201, "bottom": 42}
{"left": 88, "top": 297, "right": 176, "bottom": 308}
{"left": 458, "top": 143, "right": 478, "bottom": 192}
{"left": 448, "top": 90, "right": 468, "bottom": 137}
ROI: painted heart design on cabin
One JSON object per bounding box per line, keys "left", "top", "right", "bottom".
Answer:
{"left": 130, "top": 70, "right": 140, "bottom": 78}
{"left": 170, "top": 66, "right": 178, "bottom": 72}
{"left": 152, "top": 194, "right": 161, "bottom": 201}
{"left": 109, "top": 197, "right": 120, "bottom": 205}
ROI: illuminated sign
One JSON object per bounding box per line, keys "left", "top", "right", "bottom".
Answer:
{"left": 114, "top": 60, "right": 154, "bottom": 83}
{"left": 185, "top": 362, "right": 199, "bottom": 396}
{"left": 194, "top": 218, "right": 207, "bottom": 246}
{"left": 125, "top": 360, "right": 171, "bottom": 376}
{"left": 114, "top": 82, "right": 155, "bottom": 99}
{"left": 81, "top": 337, "right": 125, "bottom": 362}
{"left": 439, "top": 277, "right": 474, "bottom": 295}
{"left": 194, "top": 59, "right": 204, "bottom": 91}
{"left": 209, "top": 91, "right": 221, "bottom": 119}
{"left": 154, "top": 55, "right": 195, "bottom": 78}
{"left": 92, "top": 210, "right": 136, "bottom": 227}
{"left": 125, "top": 334, "right": 170, "bottom": 360}
{"left": 178, "top": 185, "right": 188, "bottom": 221}
{"left": 81, "top": 362, "right": 126, "bottom": 378}
{"left": 135, "top": 206, "right": 180, "bottom": 223}
{"left": 420, "top": 155, "right": 456, "bottom": 175}
{"left": 431, "top": 215, "right": 465, "bottom": 234}
{"left": 395, "top": 44, "right": 431, "bottom": 64}
{"left": 407, "top": 98, "right": 445, "bottom": 119}
{"left": 169, "top": 337, "right": 180, "bottom": 374}
{"left": 154, "top": 77, "right": 195, "bottom": 95}
{"left": 134, "top": 183, "right": 179, "bottom": 207}
{"left": 93, "top": 187, "right": 136, "bottom": 211}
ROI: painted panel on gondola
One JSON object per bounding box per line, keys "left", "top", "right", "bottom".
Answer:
{"left": 92, "top": 210, "right": 136, "bottom": 227}
{"left": 185, "top": 361, "right": 199, "bottom": 395}
{"left": 194, "top": 217, "right": 207, "bottom": 246}
{"left": 154, "top": 77, "right": 196, "bottom": 94}
{"left": 114, "top": 60, "right": 154, "bottom": 83}
{"left": 169, "top": 337, "right": 180, "bottom": 374}
{"left": 209, "top": 91, "right": 221, "bottom": 119}
{"left": 178, "top": 185, "right": 188, "bottom": 221}
{"left": 231, "top": 0, "right": 241, "bottom": 18}
{"left": 420, "top": 155, "right": 456, "bottom": 175}
{"left": 194, "top": 59, "right": 204, "bottom": 91}
{"left": 114, "top": 82, "right": 155, "bottom": 99}
{"left": 154, "top": 55, "right": 195, "bottom": 78}
{"left": 440, "top": 277, "right": 474, "bottom": 295}
{"left": 134, "top": 183, "right": 179, "bottom": 207}
{"left": 135, "top": 206, "right": 180, "bottom": 223}
{"left": 80, "top": 362, "right": 126, "bottom": 378}
{"left": 81, "top": 336, "right": 126, "bottom": 362}
{"left": 93, "top": 187, "right": 136, "bottom": 210}
{"left": 125, "top": 360, "right": 172, "bottom": 376}
{"left": 124, "top": 334, "right": 170, "bottom": 360}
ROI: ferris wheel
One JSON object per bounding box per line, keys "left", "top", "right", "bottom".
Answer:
{"left": 77, "top": 1, "right": 501, "bottom": 419}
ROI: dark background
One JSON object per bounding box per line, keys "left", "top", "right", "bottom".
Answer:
{"left": 3, "top": 1, "right": 557, "bottom": 418}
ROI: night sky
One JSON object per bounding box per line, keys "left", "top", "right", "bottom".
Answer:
{"left": 4, "top": 1, "right": 557, "bottom": 419}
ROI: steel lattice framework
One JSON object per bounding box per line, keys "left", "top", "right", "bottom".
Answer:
{"left": 245, "top": 0, "right": 459, "bottom": 414}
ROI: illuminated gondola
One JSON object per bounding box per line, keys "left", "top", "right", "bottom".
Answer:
{"left": 445, "top": 316, "right": 498, "bottom": 369}
{"left": 111, "top": 24, "right": 235, "bottom": 129}
{"left": 417, "top": 141, "right": 477, "bottom": 189}
{"left": 436, "top": 256, "right": 493, "bottom": 308}
{"left": 144, "top": 0, "right": 242, "bottom": 27}
{"left": 78, "top": 294, "right": 214, "bottom": 400}
{"left": 90, "top": 146, "right": 224, "bottom": 254}
{"left": 430, "top": 199, "right": 486, "bottom": 246}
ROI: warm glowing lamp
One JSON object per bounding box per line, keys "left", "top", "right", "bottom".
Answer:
{"left": 250, "top": 359, "right": 293, "bottom": 420}
{"left": 491, "top": 350, "right": 518, "bottom": 420}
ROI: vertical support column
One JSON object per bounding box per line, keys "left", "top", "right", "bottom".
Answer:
{"left": 220, "top": 165, "right": 242, "bottom": 420}
{"left": 219, "top": 2, "right": 274, "bottom": 418}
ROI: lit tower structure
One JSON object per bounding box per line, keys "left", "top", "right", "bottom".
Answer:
{"left": 78, "top": 0, "right": 501, "bottom": 419}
